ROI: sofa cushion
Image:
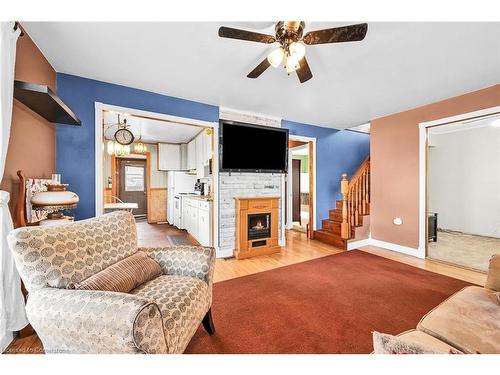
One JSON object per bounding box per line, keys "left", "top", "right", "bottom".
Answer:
{"left": 69, "top": 251, "right": 162, "bottom": 293}
{"left": 130, "top": 274, "right": 210, "bottom": 353}
{"left": 373, "top": 330, "right": 462, "bottom": 354}
{"left": 397, "top": 330, "right": 462, "bottom": 353}
{"left": 485, "top": 254, "right": 500, "bottom": 291}
{"left": 417, "top": 286, "right": 500, "bottom": 353}
{"left": 8, "top": 211, "right": 137, "bottom": 291}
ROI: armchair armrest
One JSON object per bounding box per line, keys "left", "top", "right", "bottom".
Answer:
{"left": 140, "top": 246, "right": 215, "bottom": 286}
{"left": 26, "top": 288, "right": 167, "bottom": 354}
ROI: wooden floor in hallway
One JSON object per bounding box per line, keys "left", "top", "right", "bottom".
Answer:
{"left": 4, "top": 223, "right": 486, "bottom": 354}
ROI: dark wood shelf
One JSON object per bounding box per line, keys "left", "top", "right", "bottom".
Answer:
{"left": 13, "top": 80, "right": 81, "bottom": 126}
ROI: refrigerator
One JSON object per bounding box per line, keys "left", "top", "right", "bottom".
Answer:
{"left": 167, "top": 171, "right": 197, "bottom": 225}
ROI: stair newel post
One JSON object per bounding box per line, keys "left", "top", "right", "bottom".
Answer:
{"left": 340, "top": 173, "right": 350, "bottom": 239}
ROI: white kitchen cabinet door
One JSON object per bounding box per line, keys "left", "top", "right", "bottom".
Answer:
{"left": 204, "top": 132, "right": 212, "bottom": 166}
{"left": 187, "top": 140, "right": 196, "bottom": 170}
{"left": 190, "top": 203, "right": 199, "bottom": 239}
{"left": 197, "top": 208, "right": 211, "bottom": 246}
{"left": 195, "top": 135, "right": 204, "bottom": 178}
{"left": 158, "top": 143, "right": 181, "bottom": 170}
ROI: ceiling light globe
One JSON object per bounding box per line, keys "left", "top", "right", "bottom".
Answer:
{"left": 285, "top": 55, "right": 301, "bottom": 73}
{"left": 267, "top": 47, "right": 285, "bottom": 68}
{"left": 106, "top": 140, "right": 115, "bottom": 155}
{"left": 289, "top": 42, "right": 306, "bottom": 60}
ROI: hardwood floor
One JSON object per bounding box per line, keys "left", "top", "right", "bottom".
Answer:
{"left": 4, "top": 223, "right": 485, "bottom": 354}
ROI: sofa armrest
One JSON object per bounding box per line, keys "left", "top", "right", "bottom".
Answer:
{"left": 140, "top": 246, "right": 215, "bottom": 286}
{"left": 26, "top": 288, "right": 167, "bottom": 354}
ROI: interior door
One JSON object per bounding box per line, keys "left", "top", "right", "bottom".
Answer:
{"left": 117, "top": 158, "right": 147, "bottom": 216}
{"left": 292, "top": 159, "right": 301, "bottom": 223}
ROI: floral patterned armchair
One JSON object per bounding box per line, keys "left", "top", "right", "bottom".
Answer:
{"left": 7, "top": 211, "right": 215, "bottom": 353}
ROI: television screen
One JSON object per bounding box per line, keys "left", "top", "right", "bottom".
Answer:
{"left": 220, "top": 121, "right": 289, "bottom": 173}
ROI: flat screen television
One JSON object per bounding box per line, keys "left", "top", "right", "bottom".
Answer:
{"left": 219, "top": 120, "right": 289, "bottom": 173}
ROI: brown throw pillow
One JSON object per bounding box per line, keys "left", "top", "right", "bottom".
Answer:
{"left": 68, "top": 251, "right": 162, "bottom": 293}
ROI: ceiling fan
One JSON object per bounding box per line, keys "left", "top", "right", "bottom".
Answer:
{"left": 218, "top": 21, "right": 368, "bottom": 83}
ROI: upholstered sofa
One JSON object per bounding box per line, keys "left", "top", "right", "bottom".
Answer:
{"left": 8, "top": 211, "right": 216, "bottom": 354}
{"left": 374, "top": 254, "right": 500, "bottom": 354}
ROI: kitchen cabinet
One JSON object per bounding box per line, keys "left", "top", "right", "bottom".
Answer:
{"left": 197, "top": 201, "right": 211, "bottom": 246}
{"left": 203, "top": 131, "right": 212, "bottom": 166}
{"left": 195, "top": 135, "right": 204, "bottom": 178}
{"left": 187, "top": 140, "right": 196, "bottom": 170}
{"left": 158, "top": 143, "right": 181, "bottom": 171}
{"left": 182, "top": 197, "right": 212, "bottom": 246}
{"left": 180, "top": 144, "right": 188, "bottom": 170}
{"left": 193, "top": 131, "right": 212, "bottom": 178}
{"left": 158, "top": 143, "right": 189, "bottom": 171}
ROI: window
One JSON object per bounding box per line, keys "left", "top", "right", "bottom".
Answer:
{"left": 125, "top": 165, "right": 144, "bottom": 191}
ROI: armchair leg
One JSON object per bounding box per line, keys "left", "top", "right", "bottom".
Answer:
{"left": 202, "top": 308, "right": 215, "bottom": 335}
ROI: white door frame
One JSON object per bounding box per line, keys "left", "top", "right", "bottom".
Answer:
{"left": 284, "top": 135, "right": 317, "bottom": 234}
{"left": 94, "top": 102, "right": 220, "bottom": 251}
{"left": 418, "top": 105, "right": 500, "bottom": 259}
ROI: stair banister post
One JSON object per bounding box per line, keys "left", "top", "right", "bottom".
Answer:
{"left": 340, "top": 173, "right": 350, "bottom": 239}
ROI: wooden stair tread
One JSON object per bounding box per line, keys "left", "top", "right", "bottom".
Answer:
{"left": 314, "top": 230, "right": 347, "bottom": 249}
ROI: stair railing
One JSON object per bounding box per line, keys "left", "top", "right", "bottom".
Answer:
{"left": 340, "top": 158, "right": 370, "bottom": 240}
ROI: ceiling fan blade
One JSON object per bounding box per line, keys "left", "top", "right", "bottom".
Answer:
{"left": 303, "top": 23, "right": 368, "bottom": 45}
{"left": 247, "top": 58, "right": 271, "bottom": 79}
{"left": 218, "top": 26, "right": 276, "bottom": 44}
{"left": 296, "top": 57, "right": 313, "bottom": 83}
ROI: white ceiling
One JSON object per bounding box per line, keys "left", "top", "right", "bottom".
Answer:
{"left": 103, "top": 111, "right": 202, "bottom": 143}
{"left": 23, "top": 22, "right": 500, "bottom": 129}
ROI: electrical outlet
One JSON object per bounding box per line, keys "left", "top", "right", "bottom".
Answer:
{"left": 393, "top": 217, "right": 403, "bottom": 225}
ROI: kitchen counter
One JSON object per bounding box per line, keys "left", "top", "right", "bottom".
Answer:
{"left": 183, "top": 195, "right": 213, "bottom": 201}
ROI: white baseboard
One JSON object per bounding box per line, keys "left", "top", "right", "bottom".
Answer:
{"left": 347, "top": 238, "right": 372, "bottom": 250}
{"left": 216, "top": 248, "right": 234, "bottom": 259}
{"left": 347, "top": 237, "right": 425, "bottom": 259}
{"left": 369, "top": 239, "right": 424, "bottom": 259}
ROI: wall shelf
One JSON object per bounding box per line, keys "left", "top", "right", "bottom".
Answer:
{"left": 13, "top": 80, "right": 81, "bottom": 126}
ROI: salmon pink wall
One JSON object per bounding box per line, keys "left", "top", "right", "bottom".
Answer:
{"left": 0, "top": 29, "right": 56, "bottom": 224}
{"left": 370, "top": 84, "right": 500, "bottom": 250}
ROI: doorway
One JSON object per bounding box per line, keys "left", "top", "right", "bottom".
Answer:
{"left": 423, "top": 112, "right": 500, "bottom": 272}
{"left": 285, "top": 136, "right": 316, "bottom": 238}
{"left": 116, "top": 158, "right": 148, "bottom": 217}
{"left": 96, "top": 102, "right": 219, "bottom": 253}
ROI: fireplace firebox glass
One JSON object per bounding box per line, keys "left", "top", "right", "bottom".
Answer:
{"left": 248, "top": 213, "right": 271, "bottom": 240}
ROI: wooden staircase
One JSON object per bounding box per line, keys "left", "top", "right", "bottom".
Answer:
{"left": 314, "top": 158, "right": 370, "bottom": 249}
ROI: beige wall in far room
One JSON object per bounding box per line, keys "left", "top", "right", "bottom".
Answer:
{"left": 370, "top": 84, "right": 500, "bottom": 250}
{"left": 1, "top": 27, "right": 56, "bottom": 226}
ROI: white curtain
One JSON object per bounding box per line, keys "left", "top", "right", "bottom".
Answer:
{"left": 0, "top": 22, "right": 27, "bottom": 350}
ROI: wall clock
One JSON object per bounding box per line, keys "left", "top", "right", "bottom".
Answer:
{"left": 114, "top": 128, "right": 135, "bottom": 145}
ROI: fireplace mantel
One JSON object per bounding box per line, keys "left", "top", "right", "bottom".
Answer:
{"left": 234, "top": 197, "right": 281, "bottom": 259}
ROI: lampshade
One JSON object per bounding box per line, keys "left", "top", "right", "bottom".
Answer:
{"left": 289, "top": 42, "right": 306, "bottom": 60}
{"left": 31, "top": 190, "right": 79, "bottom": 209}
{"left": 267, "top": 47, "right": 285, "bottom": 68}
{"left": 106, "top": 140, "right": 115, "bottom": 155}
{"left": 134, "top": 141, "right": 147, "bottom": 154}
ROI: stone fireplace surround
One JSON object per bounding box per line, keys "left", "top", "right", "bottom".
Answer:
{"left": 219, "top": 172, "right": 282, "bottom": 257}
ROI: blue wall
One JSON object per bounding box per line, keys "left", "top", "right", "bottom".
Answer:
{"left": 56, "top": 73, "right": 369, "bottom": 222}
{"left": 56, "top": 73, "right": 219, "bottom": 219}
{"left": 282, "top": 120, "right": 370, "bottom": 226}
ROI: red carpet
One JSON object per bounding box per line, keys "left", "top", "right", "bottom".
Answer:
{"left": 185, "top": 250, "right": 473, "bottom": 354}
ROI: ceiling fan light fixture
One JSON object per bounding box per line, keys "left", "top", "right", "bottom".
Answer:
{"left": 289, "top": 42, "right": 306, "bottom": 60}
{"left": 285, "top": 55, "right": 300, "bottom": 73}
{"left": 267, "top": 47, "right": 285, "bottom": 68}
